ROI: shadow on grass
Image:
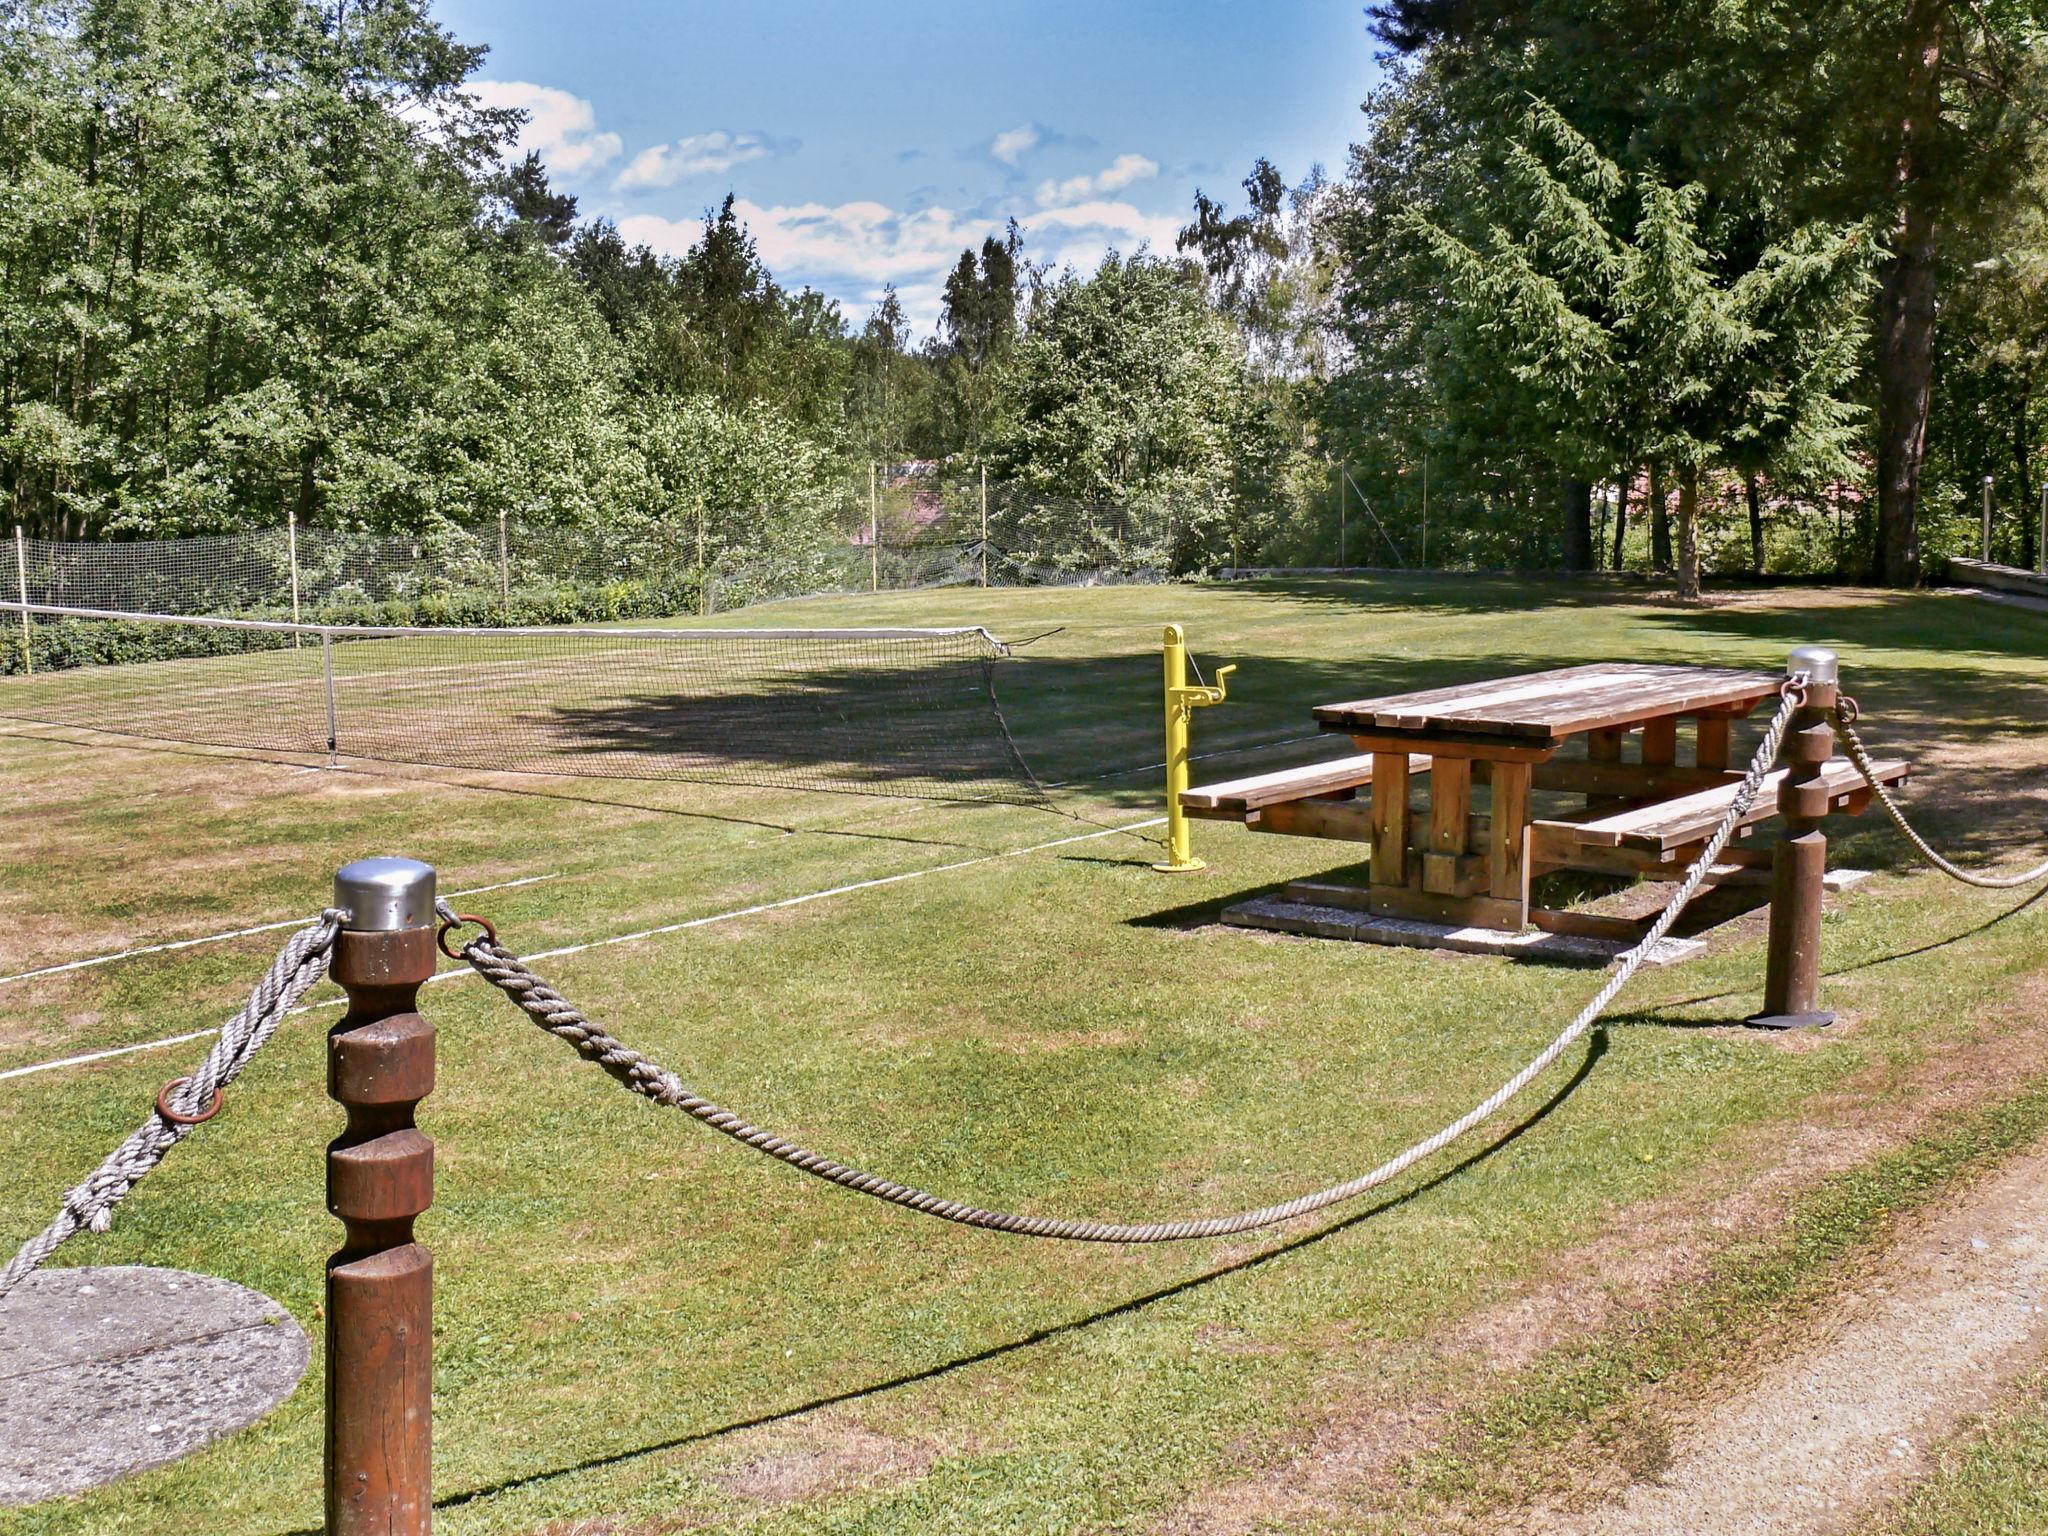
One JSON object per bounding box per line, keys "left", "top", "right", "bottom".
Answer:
{"left": 1606, "top": 881, "right": 2048, "bottom": 1028}
{"left": 273, "top": 1032, "right": 1607, "bottom": 1532}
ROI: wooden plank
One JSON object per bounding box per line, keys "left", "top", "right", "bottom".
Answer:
{"left": 1244, "top": 799, "right": 1377, "bottom": 841}
{"left": 1180, "top": 752, "right": 1430, "bottom": 814}
{"left": 1588, "top": 727, "right": 1625, "bottom": 764}
{"left": 1313, "top": 663, "right": 1781, "bottom": 741}
{"left": 1556, "top": 756, "right": 1908, "bottom": 852}
{"left": 1292, "top": 880, "right": 1529, "bottom": 932}
{"left": 1695, "top": 714, "right": 1732, "bottom": 770}
{"left": 1488, "top": 760, "right": 1533, "bottom": 902}
{"left": 1532, "top": 760, "right": 1738, "bottom": 798}
{"left": 1369, "top": 753, "right": 1411, "bottom": 888}
{"left": 1340, "top": 728, "right": 1561, "bottom": 764}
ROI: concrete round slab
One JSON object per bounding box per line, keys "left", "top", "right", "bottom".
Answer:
{"left": 0, "top": 1265, "right": 309, "bottom": 1507}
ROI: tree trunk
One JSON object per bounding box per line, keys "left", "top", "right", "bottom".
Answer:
{"left": 1873, "top": 0, "right": 1944, "bottom": 586}
{"left": 1611, "top": 475, "right": 1631, "bottom": 569}
{"left": 1676, "top": 463, "right": 1701, "bottom": 601}
{"left": 1562, "top": 476, "right": 1594, "bottom": 571}
{"left": 1649, "top": 464, "right": 1672, "bottom": 571}
{"left": 1746, "top": 471, "right": 1766, "bottom": 574}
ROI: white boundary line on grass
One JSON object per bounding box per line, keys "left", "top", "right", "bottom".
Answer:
{"left": 0, "top": 874, "right": 563, "bottom": 989}
{"left": 0, "top": 817, "right": 1165, "bottom": 1084}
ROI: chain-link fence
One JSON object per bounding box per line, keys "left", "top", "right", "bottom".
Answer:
{"left": 4, "top": 486, "right": 1180, "bottom": 673}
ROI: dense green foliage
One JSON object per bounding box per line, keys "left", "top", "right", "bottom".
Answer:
{"left": 1333, "top": 0, "right": 2048, "bottom": 581}
{"left": 8, "top": 0, "right": 2048, "bottom": 586}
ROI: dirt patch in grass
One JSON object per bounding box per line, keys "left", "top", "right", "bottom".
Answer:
{"left": 1152, "top": 974, "right": 2048, "bottom": 1535}
{"left": 1524, "top": 1143, "right": 2048, "bottom": 1535}
{"left": 709, "top": 1413, "right": 938, "bottom": 1506}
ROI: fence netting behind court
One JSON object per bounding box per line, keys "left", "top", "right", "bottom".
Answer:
{"left": 0, "top": 608, "right": 1047, "bottom": 805}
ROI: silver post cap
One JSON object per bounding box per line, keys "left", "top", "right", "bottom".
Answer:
{"left": 334, "top": 857, "right": 438, "bottom": 932}
{"left": 1787, "top": 645, "right": 1839, "bottom": 686}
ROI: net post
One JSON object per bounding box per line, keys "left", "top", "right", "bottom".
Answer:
{"left": 498, "top": 512, "right": 510, "bottom": 625}
{"left": 869, "top": 462, "right": 880, "bottom": 593}
{"left": 980, "top": 467, "right": 989, "bottom": 588}
{"left": 325, "top": 857, "right": 438, "bottom": 1535}
{"left": 287, "top": 510, "right": 302, "bottom": 647}
{"left": 1750, "top": 647, "right": 1839, "bottom": 1030}
{"left": 11, "top": 525, "right": 29, "bottom": 676}
{"left": 322, "top": 630, "right": 339, "bottom": 763}
{"left": 1154, "top": 623, "right": 1205, "bottom": 874}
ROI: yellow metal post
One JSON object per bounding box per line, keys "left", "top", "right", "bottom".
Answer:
{"left": 1154, "top": 623, "right": 1233, "bottom": 874}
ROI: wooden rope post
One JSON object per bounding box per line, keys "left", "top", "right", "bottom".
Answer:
{"left": 326, "top": 857, "right": 438, "bottom": 1533}
{"left": 1750, "top": 648, "right": 1838, "bottom": 1030}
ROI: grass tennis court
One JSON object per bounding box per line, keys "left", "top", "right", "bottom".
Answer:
{"left": 3, "top": 576, "right": 2047, "bottom": 1533}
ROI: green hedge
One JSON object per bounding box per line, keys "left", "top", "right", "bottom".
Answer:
{"left": 0, "top": 574, "right": 706, "bottom": 677}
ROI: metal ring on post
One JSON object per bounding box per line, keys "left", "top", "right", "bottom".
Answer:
{"left": 1835, "top": 694, "right": 1860, "bottom": 726}
{"left": 437, "top": 913, "right": 496, "bottom": 960}
{"left": 156, "top": 1077, "right": 224, "bottom": 1126}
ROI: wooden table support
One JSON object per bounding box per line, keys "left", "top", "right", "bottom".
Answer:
{"left": 1749, "top": 650, "right": 1839, "bottom": 1029}
{"left": 327, "top": 857, "right": 439, "bottom": 1534}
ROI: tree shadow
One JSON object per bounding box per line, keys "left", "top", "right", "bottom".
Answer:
{"left": 262, "top": 1031, "right": 1605, "bottom": 1533}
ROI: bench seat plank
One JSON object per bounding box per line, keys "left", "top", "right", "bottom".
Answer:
{"left": 1532, "top": 756, "right": 1908, "bottom": 853}
{"left": 1181, "top": 752, "right": 1431, "bottom": 816}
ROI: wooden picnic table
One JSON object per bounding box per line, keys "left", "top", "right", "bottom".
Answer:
{"left": 1309, "top": 663, "right": 1785, "bottom": 932}
{"left": 1180, "top": 662, "right": 1909, "bottom": 944}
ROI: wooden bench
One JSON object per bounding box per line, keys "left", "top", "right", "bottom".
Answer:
{"left": 1529, "top": 755, "right": 1909, "bottom": 867}
{"left": 1182, "top": 753, "right": 1432, "bottom": 842}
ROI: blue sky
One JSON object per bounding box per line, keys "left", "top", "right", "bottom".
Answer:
{"left": 437, "top": 0, "right": 1383, "bottom": 334}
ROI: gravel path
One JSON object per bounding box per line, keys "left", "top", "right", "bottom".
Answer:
{"left": 1549, "top": 1146, "right": 2048, "bottom": 1536}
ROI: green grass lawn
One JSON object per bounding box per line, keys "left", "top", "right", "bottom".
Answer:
{"left": 1, "top": 575, "right": 2045, "bottom": 1533}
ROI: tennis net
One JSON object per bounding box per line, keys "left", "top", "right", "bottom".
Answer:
{"left": 0, "top": 605, "right": 1047, "bottom": 805}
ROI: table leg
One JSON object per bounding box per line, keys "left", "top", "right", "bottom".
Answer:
{"left": 1587, "top": 727, "right": 1625, "bottom": 808}
{"left": 1696, "top": 715, "right": 1732, "bottom": 770}
{"left": 1369, "top": 752, "right": 1411, "bottom": 889}
{"left": 1488, "top": 760, "right": 1532, "bottom": 910}
{"left": 1641, "top": 714, "right": 1679, "bottom": 768}
{"left": 1423, "top": 757, "right": 1471, "bottom": 894}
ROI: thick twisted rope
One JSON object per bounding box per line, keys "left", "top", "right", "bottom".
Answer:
{"left": 0, "top": 914, "right": 341, "bottom": 1300}
{"left": 443, "top": 685, "right": 1803, "bottom": 1243}
{"left": 1832, "top": 707, "right": 2048, "bottom": 890}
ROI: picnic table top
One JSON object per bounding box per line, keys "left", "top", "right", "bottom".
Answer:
{"left": 1312, "top": 662, "right": 1782, "bottom": 743}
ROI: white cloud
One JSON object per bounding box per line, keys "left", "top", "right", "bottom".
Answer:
{"left": 990, "top": 123, "right": 1040, "bottom": 166}
{"left": 619, "top": 194, "right": 1185, "bottom": 334}
{"left": 1035, "top": 153, "right": 1159, "bottom": 209}
{"left": 470, "top": 80, "right": 621, "bottom": 179}
{"left": 614, "top": 131, "right": 776, "bottom": 191}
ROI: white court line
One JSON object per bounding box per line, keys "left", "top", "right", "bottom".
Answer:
{"left": 0, "top": 874, "right": 563, "bottom": 989}
{"left": 0, "top": 817, "right": 1165, "bottom": 1084}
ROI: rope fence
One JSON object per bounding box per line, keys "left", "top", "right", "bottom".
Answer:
{"left": 431, "top": 680, "right": 1806, "bottom": 1243}
{"left": 1833, "top": 703, "right": 2048, "bottom": 890}
{"left": 0, "top": 914, "right": 341, "bottom": 1300}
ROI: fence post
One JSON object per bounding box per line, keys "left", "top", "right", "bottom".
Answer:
{"left": 2038, "top": 482, "right": 2046, "bottom": 577}
{"left": 980, "top": 467, "right": 989, "bottom": 589}
{"left": 1983, "top": 476, "right": 1995, "bottom": 563}
{"left": 869, "top": 463, "right": 880, "bottom": 593}
{"left": 322, "top": 631, "right": 340, "bottom": 764}
{"left": 287, "top": 509, "right": 302, "bottom": 646}
{"left": 326, "top": 857, "right": 438, "bottom": 1534}
{"left": 12, "top": 525, "right": 29, "bottom": 676}
{"left": 1750, "top": 647, "right": 1839, "bottom": 1030}
{"left": 497, "top": 512, "right": 510, "bottom": 625}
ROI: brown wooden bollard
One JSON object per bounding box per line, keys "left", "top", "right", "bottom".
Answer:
{"left": 326, "top": 857, "right": 438, "bottom": 1534}
{"left": 1750, "top": 648, "right": 1839, "bottom": 1030}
